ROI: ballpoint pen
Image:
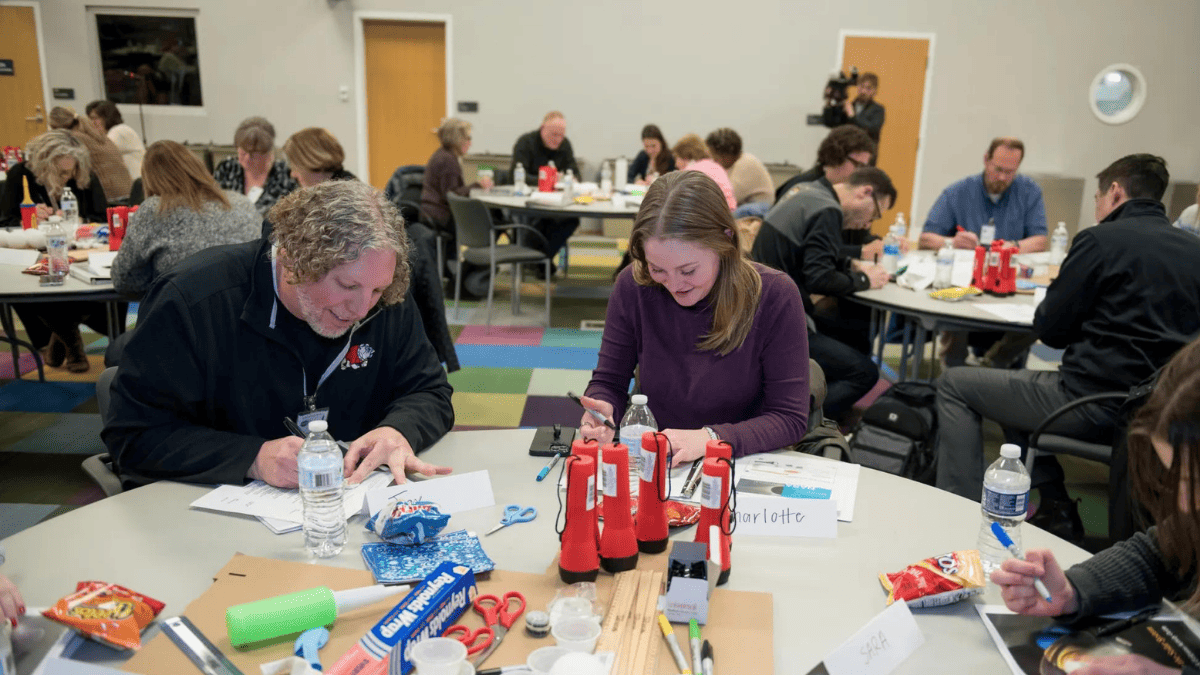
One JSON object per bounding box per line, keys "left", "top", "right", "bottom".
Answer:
{"left": 990, "top": 522, "right": 1052, "bottom": 603}
{"left": 1091, "top": 606, "right": 1160, "bottom": 637}
{"left": 566, "top": 391, "right": 618, "bottom": 431}
{"left": 681, "top": 459, "right": 704, "bottom": 499}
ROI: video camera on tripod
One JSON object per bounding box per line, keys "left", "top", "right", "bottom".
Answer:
{"left": 821, "top": 66, "right": 859, "bottom": 127}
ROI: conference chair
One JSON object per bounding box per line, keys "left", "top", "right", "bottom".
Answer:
{"left": 446, "top": 194, "right": 552, "bottom": 327}
{"left": 82, "top": 366, "right": 123, "bottom": 497}
{"left": 1023, "top": 375, "right": 1157, "bottom": 547}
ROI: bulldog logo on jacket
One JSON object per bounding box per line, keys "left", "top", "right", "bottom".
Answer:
{"left": 340, "top": 343, "right": 375, "bottom": 370}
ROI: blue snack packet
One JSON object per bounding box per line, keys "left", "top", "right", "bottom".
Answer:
{"left": 361, "top": 530, "right": 495, "bottom": 584}
{"left": 366, "top": 498, "right": 451, "bottom": 545}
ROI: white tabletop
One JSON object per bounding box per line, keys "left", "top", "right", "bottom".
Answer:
{"left": 471, "top": 189, "right": 641, "bottom": 219}
{"left": 3, "top": 429, "right": 1089, "bottom": 673}
{"left": 852, "top": 283, "right": 1038, "bottom": 332}
{"left": 0, "top": 255, "right": 118, "bottom": 303}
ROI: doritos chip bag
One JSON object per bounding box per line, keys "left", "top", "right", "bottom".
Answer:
{"left": 879, "top": 550, "right": 986, "bottom": 608}
{"left": 42, "top": 581, "right": 165, "bottom": 650}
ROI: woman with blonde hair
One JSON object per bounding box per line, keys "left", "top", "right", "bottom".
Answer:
{"left": 110, "top": 141, "right": 260, "bottom": 300}
{"left": 578, "top": 171, "right": 810, "bottom": 463}
{"left": 48, "top": 106, "right": 132, "bottom": 202}
{"left": 282, "top": 127, "right": 356, "bottom": 188}
{"left": 213, "top": 116, "right": 299, "bottom": 215}
{"left": 0, "top": 131, "right": 118, "bottom": 372}
{"left": 671, "top": 133, "right": 737, "bottom": 211}
{"left": 995, "top": 336, "right": 1200, "bottom": 675}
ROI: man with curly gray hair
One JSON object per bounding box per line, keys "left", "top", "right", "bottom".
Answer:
{"left": 103, "top": 180, "right": 455, "bottom": 489}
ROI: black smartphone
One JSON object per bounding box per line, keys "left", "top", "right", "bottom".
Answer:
{"left": 529, "top": 424, "right": 575, "bottom": 457}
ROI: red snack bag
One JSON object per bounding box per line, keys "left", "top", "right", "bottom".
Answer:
{"left": 879, "top": 550, "right": 985, "bottom": 608}
{"left": 42, "top": 581, "right": 165, "bottom": 650}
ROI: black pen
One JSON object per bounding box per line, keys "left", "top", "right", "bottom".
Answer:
{"left": 1091, "top": 606, "right": 1160, "bottom": 637}
{"left": 283, "top": 417, "right": 351, "bottom": 452}
{"left": 566, "top": 391, "right": 618, "bottom": 431}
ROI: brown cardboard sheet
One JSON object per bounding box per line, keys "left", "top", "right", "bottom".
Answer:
{"left": 124, "top": 553, "right": 773, "bottom": 674}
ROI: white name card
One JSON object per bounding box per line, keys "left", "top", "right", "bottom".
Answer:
{"left": 733, "top": 492, "right": 837, "bottom": 538}
{"left": 823, "top": 600, "right": 925, "bottom": 675}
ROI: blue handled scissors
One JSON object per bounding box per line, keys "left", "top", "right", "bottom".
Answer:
{"left": 485, "top": 504, "right": 536, "bottom": 536}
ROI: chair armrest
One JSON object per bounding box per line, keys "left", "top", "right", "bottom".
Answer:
{"left": 495, "top": 223, "right": 549, "bottom": 249}
{"left": 1029, "top": 391, "right": 1131, "bottom": 447}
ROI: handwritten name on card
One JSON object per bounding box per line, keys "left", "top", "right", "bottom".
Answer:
{"left": 823, "top": 600, "right": 925, "bottom": 675}
{"left": 734, "top": 492, "right": 837, "bottom": 538}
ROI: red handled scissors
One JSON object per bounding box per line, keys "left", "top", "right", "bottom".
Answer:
{"left": 458, "top": 591, "right": 525, "bottom": 667}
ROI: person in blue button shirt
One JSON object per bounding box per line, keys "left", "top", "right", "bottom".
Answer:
{"left": 918, "top": 137, "right": 1049, "bottom": 254}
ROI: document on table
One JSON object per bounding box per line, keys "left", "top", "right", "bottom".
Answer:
{"left": 951, "top": 250, "right": 976, "bottom": 288}
{"left": 733, "top": 453, "right": 860, "bottom": 522}
{"left": 976, "top": 303, "right": 1037, "bottom": 324}
{"left": 190, "top": 471, "right": 393, "bottom": 533}
{"left": 364, "top": 470, "right": 495, "bottom": 516}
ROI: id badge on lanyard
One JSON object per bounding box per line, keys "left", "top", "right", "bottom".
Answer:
{"left": 297, "top": 394, "right": 330, "bottom": 435}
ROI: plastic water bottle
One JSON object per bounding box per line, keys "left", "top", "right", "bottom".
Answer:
{"left": 980, "top": 217, "right": 997, "bottom": 246}
{"left": 977, "top": 444, "right": 1031, "bottom": 574}
{"left": 615, "top": 156, "right": 628, "bottom": 191}
{"left": 298, "top": 420, "right": 345, "bottom": 557}
{"left": 513, "top": 163, "right": 526, "bottom": 196}
{"left": 880, "top": 225, "right": 900, "bottom": 274}
{"left": 934, "top": 240, "right": 955, "bottom": 289}
{"left": 894, "top": 212, "right": 907, "bottom": 239}
{"left": 600, "top": 161, "right": 614, "bottom": 197}
{"left": 1050, "top": 222, "right": 1069, "bottom": 265}
{"left": 42, "top": 215, "right": 69, "bottom": 286}
{"left": 563, "top": 169, "right": 576, "bottom": 201}
{"left": 619, "top": 394, "right": 657, "bottom": 497}
{"left": 60, "top": 186, "right": 79, "bottom": 230}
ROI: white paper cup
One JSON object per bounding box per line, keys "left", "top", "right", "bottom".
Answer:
{"left": 527, "top": 645, "right": 571, "bottom": 675}
{"left": 551, "top": 616, "right": 601, "bottom": 653}
{"left": 410, "top": 637, "right": 467, "bottom": 675}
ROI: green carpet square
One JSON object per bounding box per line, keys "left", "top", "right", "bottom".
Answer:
{"left": 448, "top": 367, "right": 533, "bottom": 394}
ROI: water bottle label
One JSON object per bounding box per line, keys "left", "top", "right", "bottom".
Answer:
{"left": 883, "top": 243, "right": 900, "bottom": 256}
{"left": 700, "top": 475, "right": 722, "bottom": 509}
{"left": 300, "top": 471, "right": 343, "bottom": 489}
{"left": 982, "top": 487, "right": 1028, "bottom": 518}
{"left": 585, "top": 476, "right": 595, "bottom": 511}
{"left": 639, "top": 448, "right": 655, "bottom": 482}
{"left": 602, "top": 462, "right": 618, "bottom": 498}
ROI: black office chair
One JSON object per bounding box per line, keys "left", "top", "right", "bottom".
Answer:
{"left": 82, "top": 366, "right": 123, "bottom": 497}
{"left": 1024, "top": 375, "right": 1157, "bottom": 546}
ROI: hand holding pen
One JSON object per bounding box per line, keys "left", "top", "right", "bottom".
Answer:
{"left": 991, "top": 546, "right": 1078, "bottom": 617}
{"left": 569, "top": 391, "right": 617, "bottom": 445}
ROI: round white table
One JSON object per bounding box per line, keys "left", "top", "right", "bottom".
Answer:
{"left": 3, "top": 429, "right": 1089, "bottom": 674}
{"left": 0, "top": 257, "right": 123, "bottom": 381}
{"left": 471, "top": 189, "right": 641, "bottom": 220}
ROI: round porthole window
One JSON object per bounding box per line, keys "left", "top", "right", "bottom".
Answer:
{"left": 1089, "top": 64, "right": 1146, "bottom": 125}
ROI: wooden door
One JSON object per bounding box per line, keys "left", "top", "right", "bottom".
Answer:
{"left": 0, "top": 6, "right": 47, "bottom": 149}
{"left": 842, "top": 35, "right": 929, "bottom": 237}
{"left": 363, "top": 20, "right": 446, "bottom": 189}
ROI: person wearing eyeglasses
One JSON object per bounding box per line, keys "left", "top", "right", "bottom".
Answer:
{"left": 919, "top": 137, "right": 1048, "bottom": 254}
{"left": 750, "top": 166, "right": 895, "bottom": 426}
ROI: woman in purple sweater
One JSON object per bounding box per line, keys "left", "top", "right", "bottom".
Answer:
{"left": 580, "top": 171, "right": 811, "bottom": 464}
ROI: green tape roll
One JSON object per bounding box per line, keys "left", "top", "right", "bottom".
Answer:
{"left": 226, "top": 586, "right": 337, "bottom": 647}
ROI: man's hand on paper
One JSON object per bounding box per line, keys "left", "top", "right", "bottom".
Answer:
{"left": 344, "top": 427, "right": 451, "bottom": 486}
{"left": 250, "top": 436, "right": 305, "bottom": 488}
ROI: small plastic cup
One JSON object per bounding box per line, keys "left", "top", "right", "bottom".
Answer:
{"left": 527, "top": 645, "right": 571, "bottom": 675}
{"left": 409, "top": 637, "right": 467, "bottom": 675}
{"left": 551, "top": 616, "right": 601, "bottom": 653}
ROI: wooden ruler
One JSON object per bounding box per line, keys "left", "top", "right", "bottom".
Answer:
{"left": 598, "top": 569, "right": 663, "bottom": 674}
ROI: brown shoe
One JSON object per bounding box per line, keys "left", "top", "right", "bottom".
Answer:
{"left": 63, "top": 327, "right": 90, "bottom": 373}
{"left": 40, "top": 332, "right": 67, "bottom": 368}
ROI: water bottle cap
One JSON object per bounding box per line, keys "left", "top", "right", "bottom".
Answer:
{"left": 630, "top": 394, "right": 648, "bottom": 406}
{"left": 1000, "top": 443, "right": 1021, "bottom": 459}
{"left": 308, "top": 420, "right": 328, "bottom": 433}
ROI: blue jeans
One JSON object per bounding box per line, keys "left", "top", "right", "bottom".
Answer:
{"left": 733, "top": 202, "right": 772, "bottom": 219}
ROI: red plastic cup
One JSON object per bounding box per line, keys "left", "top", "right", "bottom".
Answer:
{"left": 109, "top": 207, "right": 128, "bottom": 251}
{"left": 21, "top": 204, "right": 37, "bottom": 230}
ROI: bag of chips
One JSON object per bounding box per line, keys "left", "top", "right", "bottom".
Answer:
{"left": 42, "top": 581, "right": 165, "bottom": 650}
{"left": 366, "top": 498, "right": 450, "bottom": 545}
{"left": 879, "top": 550, "right": 985, "bottom": 608}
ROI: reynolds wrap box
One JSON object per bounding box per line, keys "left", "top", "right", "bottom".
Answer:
{"left": 328, "top": 561, "right": 476, "bottom": 675}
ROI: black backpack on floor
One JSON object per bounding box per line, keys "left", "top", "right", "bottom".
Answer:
{"left": 848, "top": 382, "right": 938, "bottom": 484}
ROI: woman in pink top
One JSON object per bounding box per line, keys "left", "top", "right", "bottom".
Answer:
{"left": 671, "top": 134, "right": 737, "bottom": 211}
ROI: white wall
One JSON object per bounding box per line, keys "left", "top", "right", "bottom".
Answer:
{"left": 23, "top": 0, "right": 1200, "bottom": 231}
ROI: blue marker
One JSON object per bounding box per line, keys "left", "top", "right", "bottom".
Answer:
{"left": 991, "top": 522, "right": 1053, "bottom": 603}
{"left": 536, "top": 451, "right": 567, "bottom": 482}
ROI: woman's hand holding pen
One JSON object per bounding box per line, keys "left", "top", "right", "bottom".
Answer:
{"left": 578, "top": 395, "right": 616, "bottom": 445}
{"left": 993, "top": 549, "right": 1077, "bottom": 617}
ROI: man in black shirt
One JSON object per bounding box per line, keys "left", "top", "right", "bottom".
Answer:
{"left": 511, "top": 111, "right": 581, "bottom": 263}
{"left": 751, "top": 167, "right": 895, "bottom": 424}
{"left": 935, "top": 154, "right": 1200, "bottom": 539}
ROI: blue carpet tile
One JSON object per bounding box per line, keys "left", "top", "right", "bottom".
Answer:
{"left": 0, "top": 381, "right": 99, "bottom": 413}
{"left": 455, "top": 344, "right": 600, "bottom": 371}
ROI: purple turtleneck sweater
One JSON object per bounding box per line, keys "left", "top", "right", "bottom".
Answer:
{"left": 585, "top": 263, "right": 810, "bottom": 457}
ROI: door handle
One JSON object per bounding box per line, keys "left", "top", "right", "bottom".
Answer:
{"left": 25, "top": 105, "right": 43, "bottom": 123}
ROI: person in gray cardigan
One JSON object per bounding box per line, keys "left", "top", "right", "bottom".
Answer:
{"left": 994, "top": 336, "right": 1200, "bottom": 675}
{"left": 111, "top": 140, "right": 260, "bottom": 299}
